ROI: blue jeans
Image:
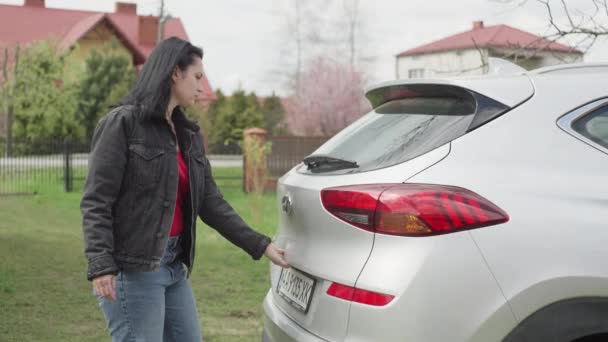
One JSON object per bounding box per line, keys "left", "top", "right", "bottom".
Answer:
{"left": 95, "top": 237, "right": 202, "bottom": 342}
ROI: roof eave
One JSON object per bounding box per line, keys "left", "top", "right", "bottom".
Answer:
{"left": 397, "top": 44, "right": 583, "bottom": 58}
{"left": 55, "top": 14, "right": 147, "bottom": 65}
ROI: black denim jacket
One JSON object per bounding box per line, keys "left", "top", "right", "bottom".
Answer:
{"left": 81, "top": 105, "right": 271, "bottom": 281}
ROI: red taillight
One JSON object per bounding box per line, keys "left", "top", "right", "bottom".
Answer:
{"left": 321, "top": 184, "right": 509, "bottom": 236}
{"left": 320, "top": 184, "right": 391, "bottom": 230}
{"left": 327, "top": 283, "right": 394, "bottom": 306}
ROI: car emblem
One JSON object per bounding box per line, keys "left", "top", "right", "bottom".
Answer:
{"left": 282, "top": 194, "right": 293, "bottom": 216}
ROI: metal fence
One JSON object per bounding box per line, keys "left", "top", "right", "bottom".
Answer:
{"left": 0, "top": 139, "right": 89, "bottom": 195}
{"left": 0, "top": 135, "right": 331, "bottom": 195}
{"left": 0, "top": 138, "right": 248, "bottom": 195}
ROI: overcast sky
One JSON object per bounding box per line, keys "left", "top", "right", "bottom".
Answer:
{"left": 2, "top": 0, "right": 607, "bottom": 96}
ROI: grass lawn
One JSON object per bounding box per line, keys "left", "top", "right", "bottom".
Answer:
{"left": 0, "top": 168, "right": 279, "bottom": 341}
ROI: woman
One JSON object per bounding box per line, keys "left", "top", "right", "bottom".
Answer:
{"left": 81, "top": 37, "right": 289, "bottom": 342}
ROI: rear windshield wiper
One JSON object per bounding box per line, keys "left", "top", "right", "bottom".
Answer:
{"left": 303, "top": 154, "right": 359, "bottom": 171}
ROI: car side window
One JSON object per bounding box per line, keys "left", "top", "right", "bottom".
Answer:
{"left": 572, "top": 105, "right": 608, "bottom": 150}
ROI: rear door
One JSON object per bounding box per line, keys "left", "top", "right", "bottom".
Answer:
{"left": 269, "top": 76, "right": 534, "bottom": 341}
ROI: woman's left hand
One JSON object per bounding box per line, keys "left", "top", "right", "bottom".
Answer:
{"left": 264, "top": 243, "right": 289, "bottom": 268}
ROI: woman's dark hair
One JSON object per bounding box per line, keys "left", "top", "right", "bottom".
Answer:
{"left": 120, "top": 36, "right": 203, "bottom": 121}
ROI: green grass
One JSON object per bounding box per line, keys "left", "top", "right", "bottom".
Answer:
{"left": 0, "top": 167, "right": 74, "bottom": 194}
{"left": 0, "top": 168, "right": 278, "bottom": 341}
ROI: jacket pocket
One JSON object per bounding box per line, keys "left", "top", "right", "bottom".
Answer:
{"left": 128, "top": 144, "right": 165, "bottom": 186}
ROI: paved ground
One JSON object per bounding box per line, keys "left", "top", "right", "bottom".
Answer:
{"left": 207, "top": 155, "right": 243, "bottom": 168}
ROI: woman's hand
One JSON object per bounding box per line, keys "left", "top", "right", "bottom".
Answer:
{"left": 264, "top": 243, "right": 289, "bottom": 268}
{"left": 93, "top": 274, "right": 117, "bottom": 301}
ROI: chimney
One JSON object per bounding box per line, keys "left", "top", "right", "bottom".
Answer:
{"left": 24, "top": 0, "right": 45, "bottom": 7}
{"left": 473, "top": 21, "right": 484, "bottom": 30}
{"left": 138, "top": 16, "right": 159, "bottom": 45}
{"left": 115, "top": 2, "right": 137, "bottom": 15}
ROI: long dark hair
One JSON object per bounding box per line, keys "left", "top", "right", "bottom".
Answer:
{"left": 121, "top": 37, "right": 203, "bottom": 121}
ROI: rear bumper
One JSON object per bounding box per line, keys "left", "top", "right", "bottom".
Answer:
{"left": 262, "top": 289, "right": 328, "bottom": 342}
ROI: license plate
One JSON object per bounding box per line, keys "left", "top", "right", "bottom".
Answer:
{"left": 277, "top": 268, "right": 316, "bottom": 313}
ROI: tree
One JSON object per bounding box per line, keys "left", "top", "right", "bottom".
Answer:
{"left": 212, "top": 89, "right": 264, "bottom": 145}
{"left": 261, "top": 93, "right": 286, "bottom": 135}
{"left": 1, "top": 44, "right": 20, "bottom": 156}
{"left": 277, "top": 0, "right": 331, "bottom": 90}
{"left": 75, "top": 40, "right": 135, "bottom": 142}
{"left": 276, "top": 0, "right": 374, "bottom": 91}
{"left": 10, "top": 41, "right": 80, "bottom": 141}
{"left": 344, "top": 0, "right": 360, "bottom": 67}
{"left": 496, "top": 0, "right": 608, "bottom": 54}
{"left": 337, "top": 0, "right": 375, "bottom": 69}
{"left": 285, "top": 57, "right": 370, "bottom": 136}
{"left": 241, "top": 91, "right": 265, "bottom": 137}
{"left": 202, "top": 89, "right": 226, "bottom": 143}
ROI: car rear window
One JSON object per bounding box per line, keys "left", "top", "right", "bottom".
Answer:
{"left": 572, "top": 105, "right": 608, "bottom": 150}
{"left": 299, "top": 88, "right": 508, "bottom": 174}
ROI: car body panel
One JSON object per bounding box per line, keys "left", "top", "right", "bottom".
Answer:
{"left": 263, "top": 67, "right": 608, "bottom": 342}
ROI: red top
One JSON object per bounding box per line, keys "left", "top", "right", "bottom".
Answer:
{"left": 169, "top": 151, "right": 189, "bottom": 237}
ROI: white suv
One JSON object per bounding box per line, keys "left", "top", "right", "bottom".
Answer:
{"left": 262, "top": 63, "right": 608, "bottom": 342}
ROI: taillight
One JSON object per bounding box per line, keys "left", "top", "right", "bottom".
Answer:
{"left": 327, "top": 282, "right": 394, "bottom": 306}
{"left": 321, "top": 184, "right": 508, "bottom": 236}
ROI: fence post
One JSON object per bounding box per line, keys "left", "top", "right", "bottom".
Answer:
{"left": 63, "top": 138, "right": 73, "bottom": 192}
{"left": 243, "top": 128, "right": 267, "bottom": 193}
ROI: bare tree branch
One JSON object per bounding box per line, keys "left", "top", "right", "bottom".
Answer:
{"left": 423, "top": 38, "right": 489, "bottom": 76}
{"left": 535, "top": 0, "right": 608, "bottom": 40}
{"left": 343, "top": 0, "right": 359, "bottom": 66}
{"left": 497, "top": 0, "right": 608, "bottom": 48}
{"left": 560, "top": 0, "right": 576, "bottom": 28}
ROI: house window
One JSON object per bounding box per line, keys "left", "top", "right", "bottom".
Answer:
{"left": 408, "top": 68, "right": 425, "bottom": 79}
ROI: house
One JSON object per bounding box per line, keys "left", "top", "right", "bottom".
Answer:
{"left": 0, "top": 0, "right": 215, "bottom": 136}
{"left": 396, "top": 21, "right": 584, "bottom": 79}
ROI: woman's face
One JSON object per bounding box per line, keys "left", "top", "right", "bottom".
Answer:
{"left": 172, "top": 56, "right": 203, "bottom": 107}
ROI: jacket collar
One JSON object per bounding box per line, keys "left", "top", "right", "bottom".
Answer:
{"left": 172, "top": 108, "right": 200, "bottom": 133}
{"left": 135, "top": 103, "right": 200, "bottom": 133}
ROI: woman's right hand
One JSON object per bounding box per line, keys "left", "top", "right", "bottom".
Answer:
{"left": 93, "top": 274, "right": 116, "bottom": 301}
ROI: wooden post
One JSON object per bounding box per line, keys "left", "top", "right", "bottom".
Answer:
{"left": 243, "top": 128, "right": 267, "bottom": 193}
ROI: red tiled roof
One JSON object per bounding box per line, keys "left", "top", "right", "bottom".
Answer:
{"left": 56, "top": 13, "right": 146, "bottom": 64}
{"left": 59, "top": 13, "right": 107, "bottom": 49}
{"left": 397, "top": 23, "right": 582, "bottom": 57}
{"left": 105, "top": 12, "right": 149, "bottom": 60}
{"left": 0, "top": 4, "right": 92, "bottom": 45}
{"left": 0, "top": 2, "right": 215, "bottom": 101}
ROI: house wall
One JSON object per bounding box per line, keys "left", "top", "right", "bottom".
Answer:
{"left": 61, "top": 22, "right": 135, "bottom": 86}
{"left": 537, "top": 51, "right": 583, "bottom": 66}
{"left": 489, "top": 47, "right": 583, "bottom": 69}
{"left": 71, "top": 22, "right": 133, "bottom": 63}
{"left": 397, "top": 49, "right": 489, "bottom": 79}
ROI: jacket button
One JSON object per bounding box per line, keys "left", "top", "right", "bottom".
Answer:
{"left": 156, "top": 232, "right": 164, "bottom": 239}
{"left": 163, "top": 201, "right": 170, "bottom": 208}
